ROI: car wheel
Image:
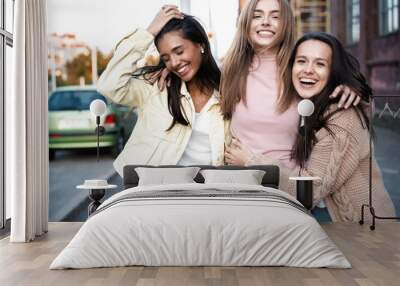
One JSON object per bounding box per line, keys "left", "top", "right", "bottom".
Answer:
{"left": 49, "top": 149, "right": 56, "bottom": 161}
{"left": 112, "top": 133, "right": 125, "bottom": 157}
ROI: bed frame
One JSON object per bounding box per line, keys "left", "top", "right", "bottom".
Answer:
{"left": 123, "top": 165, "right": 280, "bottom": 189}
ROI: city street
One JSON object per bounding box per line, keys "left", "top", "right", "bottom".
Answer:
{"left": 375, "top": 126, "right": 400, "bottom": 215}
{"left": 49, "top": 149, "right": 121, "bottom": 221}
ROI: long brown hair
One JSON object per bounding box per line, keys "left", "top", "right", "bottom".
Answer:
{"left": 220, "top": 0, "right": 295, "bottom": 120}
{"left": 133, "top": 15, "right": 220, "bottom": 131}
{"left": 290, "top": 32, "right": 372, "bottom": 167}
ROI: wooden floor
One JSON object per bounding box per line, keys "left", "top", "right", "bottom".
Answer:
{"left": 0, "top": 222, "right": 399, "bottom": 286}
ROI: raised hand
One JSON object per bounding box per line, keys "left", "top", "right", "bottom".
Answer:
{"left": 145, "top": 68, "right": 171, "bottom": 90}
{"left": 157, "top": 68, "right": 171, "bottom": 91}
{"left": 147, "top": 5, "right": 184, "bottom": 36}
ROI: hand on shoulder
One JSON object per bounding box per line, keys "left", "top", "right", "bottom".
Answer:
{"left": 329, "top": 84, "right": 362, "bottom": 109}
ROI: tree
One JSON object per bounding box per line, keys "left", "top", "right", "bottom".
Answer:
{"left": 60, "top": 50, "right": 112, "bottom": 86}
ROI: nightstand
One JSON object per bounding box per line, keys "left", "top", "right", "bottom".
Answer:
{"left": 289, "top": 176, "right": 320, "bottom": 210}
{"left": 77, "top": 180, "right": 117, "bottom": 216}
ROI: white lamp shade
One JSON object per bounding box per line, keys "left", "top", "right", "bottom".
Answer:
{"left": 90, "top": 99, "right": 107, "bottom": 116}
{"left": 297, "top": 99, "right": 315, "bottom": 117}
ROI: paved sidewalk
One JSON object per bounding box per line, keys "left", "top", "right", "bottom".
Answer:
{"left": 49, "top": 149, "right": 118, "bottom": 221}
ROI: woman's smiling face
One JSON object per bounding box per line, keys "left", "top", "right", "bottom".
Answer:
{"left": 292, "top": 39, "right": 332, "bottom": 99}
{"left": 249, "top": 0, "right": 280, "bottom": 52}
{"left": 157, "top": 31, "right": 203, "bottom": 83}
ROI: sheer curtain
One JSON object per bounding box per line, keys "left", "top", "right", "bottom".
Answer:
{"left": 8, "top": 0, "right": 49, "bottom": 242}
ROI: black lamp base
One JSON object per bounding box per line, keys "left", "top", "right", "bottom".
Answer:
{"left": 290, "top": 177, "right": 319, "bottom": 211}
{"left": 296, "top": 180, "right": 313, "bottom": 211}
{"left": 88, "top": 189, "right": 105, "bottom": 216}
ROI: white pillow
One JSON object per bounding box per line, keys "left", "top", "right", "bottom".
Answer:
{"left": 200, "top": 169, "right": 266, "bottom": 185}
{"left": 135, "top": 167, "right": 201, "bottom": 186}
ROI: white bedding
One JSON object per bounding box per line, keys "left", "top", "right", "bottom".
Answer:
{"left": 50, "top": 183, "right": 351, "bottom": 269}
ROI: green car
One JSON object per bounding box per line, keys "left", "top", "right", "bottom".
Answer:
{"left": 48, "top": 86, "right": 137, "bottom": 160}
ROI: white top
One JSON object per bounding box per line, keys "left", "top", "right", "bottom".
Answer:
{"left": 178, "top": 98, "right": 214, "bottom": 165}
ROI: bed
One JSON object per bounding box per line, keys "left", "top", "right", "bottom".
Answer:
{"left": 50, "top": 165, "right": 350, "bottom": 269}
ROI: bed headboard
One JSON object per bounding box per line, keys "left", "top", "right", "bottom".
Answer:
{"left": 123, "top": 165, "right": 280, "bottom": 189}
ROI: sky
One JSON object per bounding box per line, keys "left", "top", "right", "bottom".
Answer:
{"left": 47, "top": 0, "right": 238, "bottom": 59}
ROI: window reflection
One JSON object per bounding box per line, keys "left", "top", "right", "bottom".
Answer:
{"left": 380, "top": 0, "right": 399, "bottom": 35}
{"left": 346, "top": 0, "right": 360, "bottom": 43}
{"left": 5, "top": 44, "right": 12, "bottom": 220}
{"left": 5, "top": 0, "right": 15, "bottom": 33}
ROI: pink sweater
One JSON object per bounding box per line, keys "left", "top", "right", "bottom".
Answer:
{"left": 231, "top": 54, "right": 299, "bottom": 168}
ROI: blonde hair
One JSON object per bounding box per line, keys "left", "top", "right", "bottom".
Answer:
{"left": 220, "top": 0, "right": 295, "bottom": 119}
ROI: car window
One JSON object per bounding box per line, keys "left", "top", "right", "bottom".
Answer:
{"left": 49, "top": 90, "right": 107, "bottom": 111}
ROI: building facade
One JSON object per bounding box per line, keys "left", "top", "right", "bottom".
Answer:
{"left": 330, "top": 0, "right": 399, "bottom": 96}
{"left": 239, "top": 0, "right": 330, "bottom": 37}
{"left": 291, "top": 0, "right": 330, "bottom": 36}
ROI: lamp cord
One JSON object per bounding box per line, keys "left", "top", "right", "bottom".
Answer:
{"left": 304, "top": 116, "right": 307, "bottom": 170}
{"left": 96, "top": 116, "right": 100, "bottom": 163}
{"left": 369, "top": 97, "right": 372, "bottom": 206}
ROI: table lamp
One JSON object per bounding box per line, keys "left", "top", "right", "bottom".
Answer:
{"left": 90, "top": 99, "right": 107, "bottom": 162}
{"left": 290, "top": 99, "right": 319, "bottom": 211}
{"left": 78, "top": 99, "right": 111, "bottom": 217}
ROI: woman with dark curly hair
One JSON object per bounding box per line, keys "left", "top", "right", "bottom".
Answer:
{"left": 98, "top": 6, "right": 227, "bottom": 176}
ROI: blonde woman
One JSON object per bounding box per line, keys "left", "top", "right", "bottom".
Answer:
{"left": 222, "top": 0, "right": 361, "bottom": 170}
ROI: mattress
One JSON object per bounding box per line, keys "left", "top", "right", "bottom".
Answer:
{"left": 50, "top": 183, "right": 350, "bottom": 269}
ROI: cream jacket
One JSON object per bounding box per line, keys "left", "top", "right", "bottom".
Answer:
{"left": 97, "top": 29, "right": 228, "bottom": 176}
